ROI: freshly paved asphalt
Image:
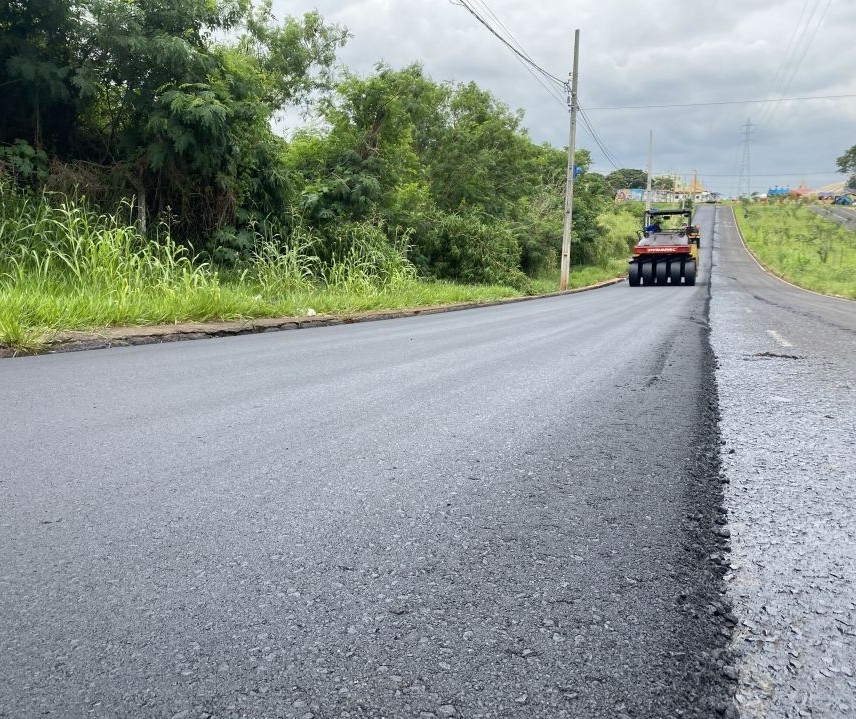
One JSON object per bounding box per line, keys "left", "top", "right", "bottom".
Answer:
{"left": 1, "top": 208, "right": 732, "bottom": 718}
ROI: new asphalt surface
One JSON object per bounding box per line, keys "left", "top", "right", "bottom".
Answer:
{"left": 2, "top": 208, "right": 732, "bottom": 718}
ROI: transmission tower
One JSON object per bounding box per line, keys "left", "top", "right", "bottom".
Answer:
{"left": 736, "top": 118, "right": 754, "bottom": 198}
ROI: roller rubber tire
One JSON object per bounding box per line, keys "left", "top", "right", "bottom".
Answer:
{"left": 641, "top": 262, "right": 654, "bottom": 285}
{"left": 669, "top": 260, "right": 683, "bottom": 285}
{"left": 684, "top": 259, "right": 697, "bottom": 286}
{"left": 628, "top": 262, "right": 640, "bottom": 286}
{"left": 655, "top": 261, "right": 668, "bottom": 285}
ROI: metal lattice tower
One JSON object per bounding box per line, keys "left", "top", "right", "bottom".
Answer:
{"left": 736, "top": 118, "right": 754, "bottom": 198}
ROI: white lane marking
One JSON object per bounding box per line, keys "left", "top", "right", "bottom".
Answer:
{"left": 766, "top": 329, "right": 793, "bottom": 348}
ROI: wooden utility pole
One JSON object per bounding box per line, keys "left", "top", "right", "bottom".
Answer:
{"left": 645, "top": 130, "right": 653, "bottom": 212}
{"left": 559, "top": 29, "right": 580, "bottom": 292}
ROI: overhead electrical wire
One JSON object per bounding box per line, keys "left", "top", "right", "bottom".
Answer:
{"left": 453, "top": 0, "right": 627, "bottom": 172}
{"left": 757, "top": 0, "right": 833, "bottom": 125}
{"left": 578, "top": 104, "right": 622, "bottom": 170}
{"left": 778, "top": 0, "right": 833, "bottom": 96}
{"left": 583, "top": 93, "right": 855, "bottom": 111}
{"left": 756, "top": 0, "right": 824, "bottom": 125}
{"left": 450, "top": 0, "right": 566, "bottom": 88}
{"left": 758, "top": 0, "right": 816, "bottom": 123}
{"left": 452, "top": 1, "right": 843, "bottom": 180}
{"left": 469, "top": 1, "right": 538, "bottom": 67}
{"left": 465, "top": 0, "right": 568, "bottom": 108}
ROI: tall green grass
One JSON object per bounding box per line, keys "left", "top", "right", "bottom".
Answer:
{"left": 735, "top": 204, "right": 856, "bottom": 299}
{"left": 0, "top": 190, "right": 512, "bottom": 352}
{"left": 0, "top": 187, "right": 628, "bottom": 353}
{"left": 0, "top": 192, "right": 239, "bottom": 339}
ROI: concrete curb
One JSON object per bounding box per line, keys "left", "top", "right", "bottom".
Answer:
{"left": 1, "top": 277, "right": 625, "bottom": 359}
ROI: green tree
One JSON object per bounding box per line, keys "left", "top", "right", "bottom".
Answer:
{"left": 1, "top": 0, "right": 346, "bottom": 248}
{"left": 836, "top": 144, "right": 856, "bottom": 188}
{"left": 425, "top": 82, "right": 531, "bottom": 214}
{"left": 77, "top": 1, "right": 345, "bottom": 245}
{"left": 0, "top": 0, "right": 80, "bottom": 154}
{"left": 606, "top": 168, "right": 647, "bottom": 191}
{"left": 304, "top": 63, "right": 442, "bottom": 224}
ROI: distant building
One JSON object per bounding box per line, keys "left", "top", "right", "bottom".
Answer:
{"left": 614, "top": 174, "right": 717, "bottom": 203}
{"left": 763, "top": 181, "right": 816, "bottom": 202}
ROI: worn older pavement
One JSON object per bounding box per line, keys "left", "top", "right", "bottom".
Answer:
{"left": 1, "top": 208, "right": 731, "bottom": 718}
{"left": 710, "top": 206, "right": 856, "bottom": 718}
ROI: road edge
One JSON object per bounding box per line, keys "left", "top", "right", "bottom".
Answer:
{"left": 727, "top": 205, "right": 855, "bottom": 304}
{"left": 0, "top": 277, "right": 625, "bottom": 359}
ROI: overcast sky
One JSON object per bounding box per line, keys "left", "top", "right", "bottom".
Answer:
{"left": 273, "top": 0, "right": 856, "bottom": 195}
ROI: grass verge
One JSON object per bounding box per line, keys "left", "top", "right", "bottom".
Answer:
{"left": 734, "top": 204, "right": 856, "bottom": 299}
{"left": 0, "top": 192, "right": 625, "bottom": 354}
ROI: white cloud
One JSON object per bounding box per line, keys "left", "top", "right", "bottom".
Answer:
{"left": 272, "top": 0, "right": 856, "bottom": 194}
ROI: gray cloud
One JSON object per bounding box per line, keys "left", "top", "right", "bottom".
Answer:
{"left": 273, "top": 0, "right": 856, "bottom": 194}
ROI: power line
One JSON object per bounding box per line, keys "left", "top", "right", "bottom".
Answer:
{"left": 577, "top": 105, "right": 622, "bottom": 170}
{"left": 470, "top": 1, "right": 534, "bottom": 65}
{"left": 758, "top": 0, "right": 834, "bottom": 126}
{"left": 756, "top": 0, "right": 816, "bottom": 125}
{"left": 464, "top": 0, "right": 567, "bottom": 107}
{"left": 519, "top": 62, "right": 568, "bottom": 108}
{"left": 450, "top": 0, "right": 566, "bottom": 88}
{"left": 779, "top": 0, "right": 832, "bottom": 96}
{"left": 583, "top": 93, "right": 856, "bottom": 111}
{"left": 451, "top": 1, "right": 620, "bottom": 190}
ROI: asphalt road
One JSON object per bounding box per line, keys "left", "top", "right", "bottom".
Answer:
{"left": 2, "top": 208, "right": 732, "bottom": 718}
{"left": 809, "top": 203, "right": 856, "bottom": 232}
{"left": 710, "top": 207, "right": 856, "bottom": 717}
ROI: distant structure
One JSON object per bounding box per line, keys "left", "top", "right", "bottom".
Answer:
{"left": 614, "top": 173, "right": 718, "bottom": 204}
{"left": 749, "top": 180, "right": 854, "bottom": 205}
{"left": 736, "top": 118, "right": 754, "bottom": 197}
{"left": 767, "top": 186, "right": 790, "bottom": 198}
{"left": 761, "top": 181, "right": 816, "bottom": 202}
{"left": 815, "top": 180, "right": 855, "bottom": 205}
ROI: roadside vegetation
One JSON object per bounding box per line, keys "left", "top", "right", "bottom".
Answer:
{"left": 0, "top": 0, "right": 647, "bottom": 353}
{"left": 735, "top": 203, "right": 856, "bottom": 299}
{"left": 0, "top": 186, "right": 636, "bottom": 352}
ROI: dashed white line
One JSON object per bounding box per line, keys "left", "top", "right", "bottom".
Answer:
{"left": 766, "top": 329, "right": 794, "bottom": 348}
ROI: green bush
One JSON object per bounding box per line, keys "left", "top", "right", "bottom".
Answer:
{"left": 322, "top": 218, "right": 417, "bottom": 293}
{"left": 593, "top": 208, "right": 639, "bottom": 266}
{"left": 412, "top": 210, "right": 529, "bottom": 290}
{"left": 0, "top": 140, "right": 49, "bottom": 186}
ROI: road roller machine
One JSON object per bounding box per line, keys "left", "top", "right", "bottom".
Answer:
{"left": 628, "top": 209, "right": 700, "bottom": 287}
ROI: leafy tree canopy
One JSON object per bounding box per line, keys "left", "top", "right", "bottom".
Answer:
{"left": 652, "top": 175, "right": 675, "bottom": 190}
{"left": 836, "top": 144, "right": 856, "bottom": 188}
{"left": 1, "top": 1, "right": 624, "bottom": 285}
{"left": 606, "top": 168, "right": 647, "bottom": 191}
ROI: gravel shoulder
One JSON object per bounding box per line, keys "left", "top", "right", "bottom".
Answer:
{"left": 710, "top": 205, "right": 856, "bottom": 717}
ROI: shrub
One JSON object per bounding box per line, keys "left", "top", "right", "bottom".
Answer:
{"left": 413, "top": 210, "right": 525, "bottom": 288}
